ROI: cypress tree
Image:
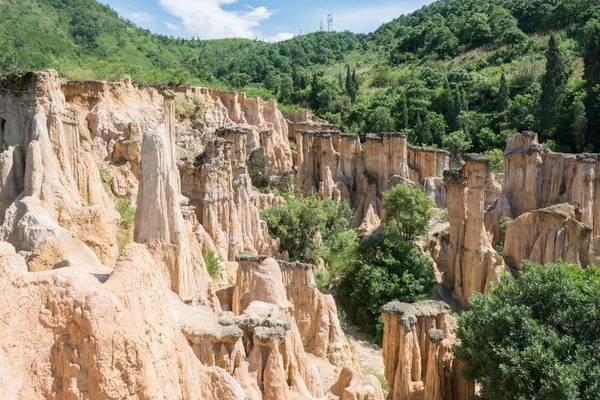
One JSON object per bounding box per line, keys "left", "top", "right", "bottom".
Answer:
{"left": 415, "top": 113, "right": 423, "bottom": 143}
{"left": 309, "top": 71, "right": 320, "bottom": 110}
{"left": 497, "top": 73, "right": 510, "bottom": 113}
{"left": 345, "top": 65, "right": 357, "bottom": 102}
{"left": 401, "top": 93, "right": 409, "bottom": 130}
{"left": 539, "top": 34, "right": 567, "bottom": 139}
{"left": 584, "top": 22, "right": 600, "bottom": 151}
{"left": 422, "top": 111, "right": 432, "bottom": 145}
{"left": 447, "top": 87, "right": 463, "bottom": 132}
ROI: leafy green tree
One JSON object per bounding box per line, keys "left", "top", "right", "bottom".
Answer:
{"left": 539, "top": 34, "right": 568, "bottom": 139}
{"left": 338, "top": 183, "right": 435, "bottom": 342}
{"left": 382, "top": 184, "right": 435, "bottom": 241}
{"left": 225, "top": 72, "right": 252, "bottom": 88}
{"left": 262, "top": 195, "right": 352, "bottom": 264}
{"left": 483, "top": 148, "right": 505, "bottom": 172}
{"left": 455, "top": 262, "right": 600, "bottom": 400}
{"left": 278, "top": 75, "right": 294, "bottom": 104}
{"left": 337, "top": 234, "right": 435, "bottom": 342}
{"left": 366, "top": 106, "right": 395, "bottom": 133}
{"left": 497, "top": 73, "right": 511, "bottom": 113}
{"left": 443, "top": 129, "right": 472, "bottom": 155}
{"left": 401, "top": 92, "right": 409, "bottom": 130}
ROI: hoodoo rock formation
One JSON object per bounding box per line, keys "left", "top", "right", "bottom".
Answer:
{"left": 0, "top": 71, "right": 386, "bottom": 399}
{"left": 443, "top": 155, "right": 505, "bottom": 306}
{"left": 503, "top": 203, "right": 600, "bottom": 272}
{"left": 381, "top": 301, "right": 474, "bottom": 400}
{"left": 291, "top": 130, "right": 453, "bottom": 233}
{"left": 10, "top": 70, "right": 600, "bottom": 399}
{"left": 487, "top": 132, "right": 600, "bottom": 241}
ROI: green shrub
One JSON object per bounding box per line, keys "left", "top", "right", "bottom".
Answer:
{"left": 382, "top": 183, "right": 436, "bottom": 241}
{"left": 494, "top": 216, "right": 513, "bottom": 255}
{"left": 117, "top": 200, "right": 135, "bottom": 230}
{"left": 455, "top": 262, "right": 600, "bottom": 399}
{"left": 337, "top": 231, "right": 435, "bottom": 343}
{"left": 203, "top": 249, "right": 224, "bottom": 279}
{"left": 116, "top": 200, "right": 135, "bottom": 251}
{"left": 262, "top": 195, "right": 352, "bottom": 264}
{"left": 483, "top": 148, "right": 505, "bottom": 173}
{"left": 337, "top": 183, "right": 436, "bottom": 343}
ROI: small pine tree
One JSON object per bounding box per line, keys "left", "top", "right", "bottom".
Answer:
{"left": 497, "top": 73, "right": 510, "bottom": 113}
{"left": 539, "top": 34, "right": 568, "bottom": 140}
{"left": 352, "top": 69, "right": 359, "bottom": 97}
{"left": 584, "top": 22, "right": 600, "bottom": 151}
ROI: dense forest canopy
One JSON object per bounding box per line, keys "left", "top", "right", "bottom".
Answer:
{"left": 1, "top": 0, "right": 599, "bottom": 152}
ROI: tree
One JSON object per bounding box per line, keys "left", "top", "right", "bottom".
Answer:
{"left": 366, "top": 106, "right": 395, "bottom": 133}
{"left": 225, "top": 72, "right": 252, "bottom": 88}
{"left": 382, "top": 184, "right": 435, "bottom": 241}
{"left": 539, "top": 34, "right": 568, "bottom": 139}
{"left": 497, "top": 73, "right": 511, "bottom": 113}
{"left": 443, "top": 129, "right": 472, "bottom": 155}
{"left": 278, "top": 75, "right": 294, "bottom": 104}
{"left": 401, "top": 93, "right": 409, "bottom": 130}
{"left": 584, "top": 21, "right": 600, "bottom": 151}
{"left": 455, "top": 262, "right": 600, "bottom": 400}
{"left": 337, "top": 234, "right": 435, "bottom": 342}
{"left": 262, "top": 195, "right": 352, "bottom": 263}
{"left": 345, "top": 65, "right": 357, "bottom": 102}
{"left": 352, "top": 68, "right": 359, "bottom": 94}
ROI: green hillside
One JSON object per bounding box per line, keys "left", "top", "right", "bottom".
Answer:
{"left": 1, "top": 0, "right": 599, "bottom": 153}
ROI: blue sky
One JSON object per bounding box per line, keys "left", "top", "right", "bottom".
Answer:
{"left": 100, "top": 0, "right": 433, "bottom": 41}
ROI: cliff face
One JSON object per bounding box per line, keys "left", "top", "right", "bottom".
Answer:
{"left": 444, "top": 155, "right": 505, "bottom": 306}
{"left": 0, "top": 71, "right": 381, "bottom": 399}
{"left": 487, "top": 132, "right": 600, "bottom": 241}
{"left": 381, "top": 301, "right": 474, "bottom": 400}
{"left": 503, "top": 203, "right": 599, "bottom": 272}
{"left": 0, "top": 241, "right": 247, "bottom": 400}
{"left": 292, "top": 130, "right": 451, "bottom": 233}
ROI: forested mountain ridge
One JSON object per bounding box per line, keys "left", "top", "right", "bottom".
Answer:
{"left": 1, "top": 0, "right": 599, "bottom": 154}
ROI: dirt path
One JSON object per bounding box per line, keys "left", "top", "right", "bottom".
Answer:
{"left": 342, "top": 318, "right": 385, "bottom": 378}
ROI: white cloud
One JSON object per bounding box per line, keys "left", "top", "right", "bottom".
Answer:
{"left": 319, "top": 1, "right": 431, "bottom": 33}
{"left": 158, "top": 0, "right": 277, "bottom": 40}
{"left": 164, "top": 21, "right": 180, "bottom": 30}
{"left": 269, "top": 32, "right": 294, "bottom": 42}
{"left": 130, "top": 11, "right": 155, "bottom": 24}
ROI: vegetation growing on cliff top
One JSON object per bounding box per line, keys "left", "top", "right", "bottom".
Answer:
{"left": 455, "top": 262, "right": 600, "bottom": 399}
{"left": 1, "top": 0, "right": 599, "bottom": 154}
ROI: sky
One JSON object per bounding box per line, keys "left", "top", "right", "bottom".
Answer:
{"left": 100, "top": 0, "right": 434, "bottom": 42}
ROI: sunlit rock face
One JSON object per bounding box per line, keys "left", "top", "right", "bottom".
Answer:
{"left": 486, "top": 131, "right": 600, "bottom": 242}
{"left": 381, "top": 301, "right": 474, "bottom": 400}
{"left": 444, "top": 155, "right": 505, "bottom": 306}
{"left": 0, "top": 71, "right": 382, "bottom": 399}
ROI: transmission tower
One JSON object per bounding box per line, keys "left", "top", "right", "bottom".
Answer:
{"left": 327, "top": 14, "right": 333, "bottom": 32}
{"left": 320, "top": 19, "right": 324, "bottom": 31}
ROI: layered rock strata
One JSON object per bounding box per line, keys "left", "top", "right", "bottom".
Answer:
{"left": 381, "top": 301, "right": 474, "bottom": 400}
{"left": 179, "top": 128, "right": 279, "bottom": 261}
{"left": 407, "top": 146, "right": 450, "bottom": 182}
{"left": 292, "top": 129, "right": 454, "bottom": 233}
{"left": 487, "top": 132, "right": 600, "bottom": 241}
{"left": 503, "top": 203, "right": 599, "bottom": 272}
{"left": 444, "top": 155, "right": 505, "bottom": 306}
{"left": 0, "top": 242, "right": 246, "bottom": 399}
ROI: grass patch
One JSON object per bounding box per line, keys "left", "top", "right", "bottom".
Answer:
{"left": 99, "top": 167, "right": 113, "bottom": 194}
{"left": 203, "top": 249, "right": 224, "bottom": 279}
